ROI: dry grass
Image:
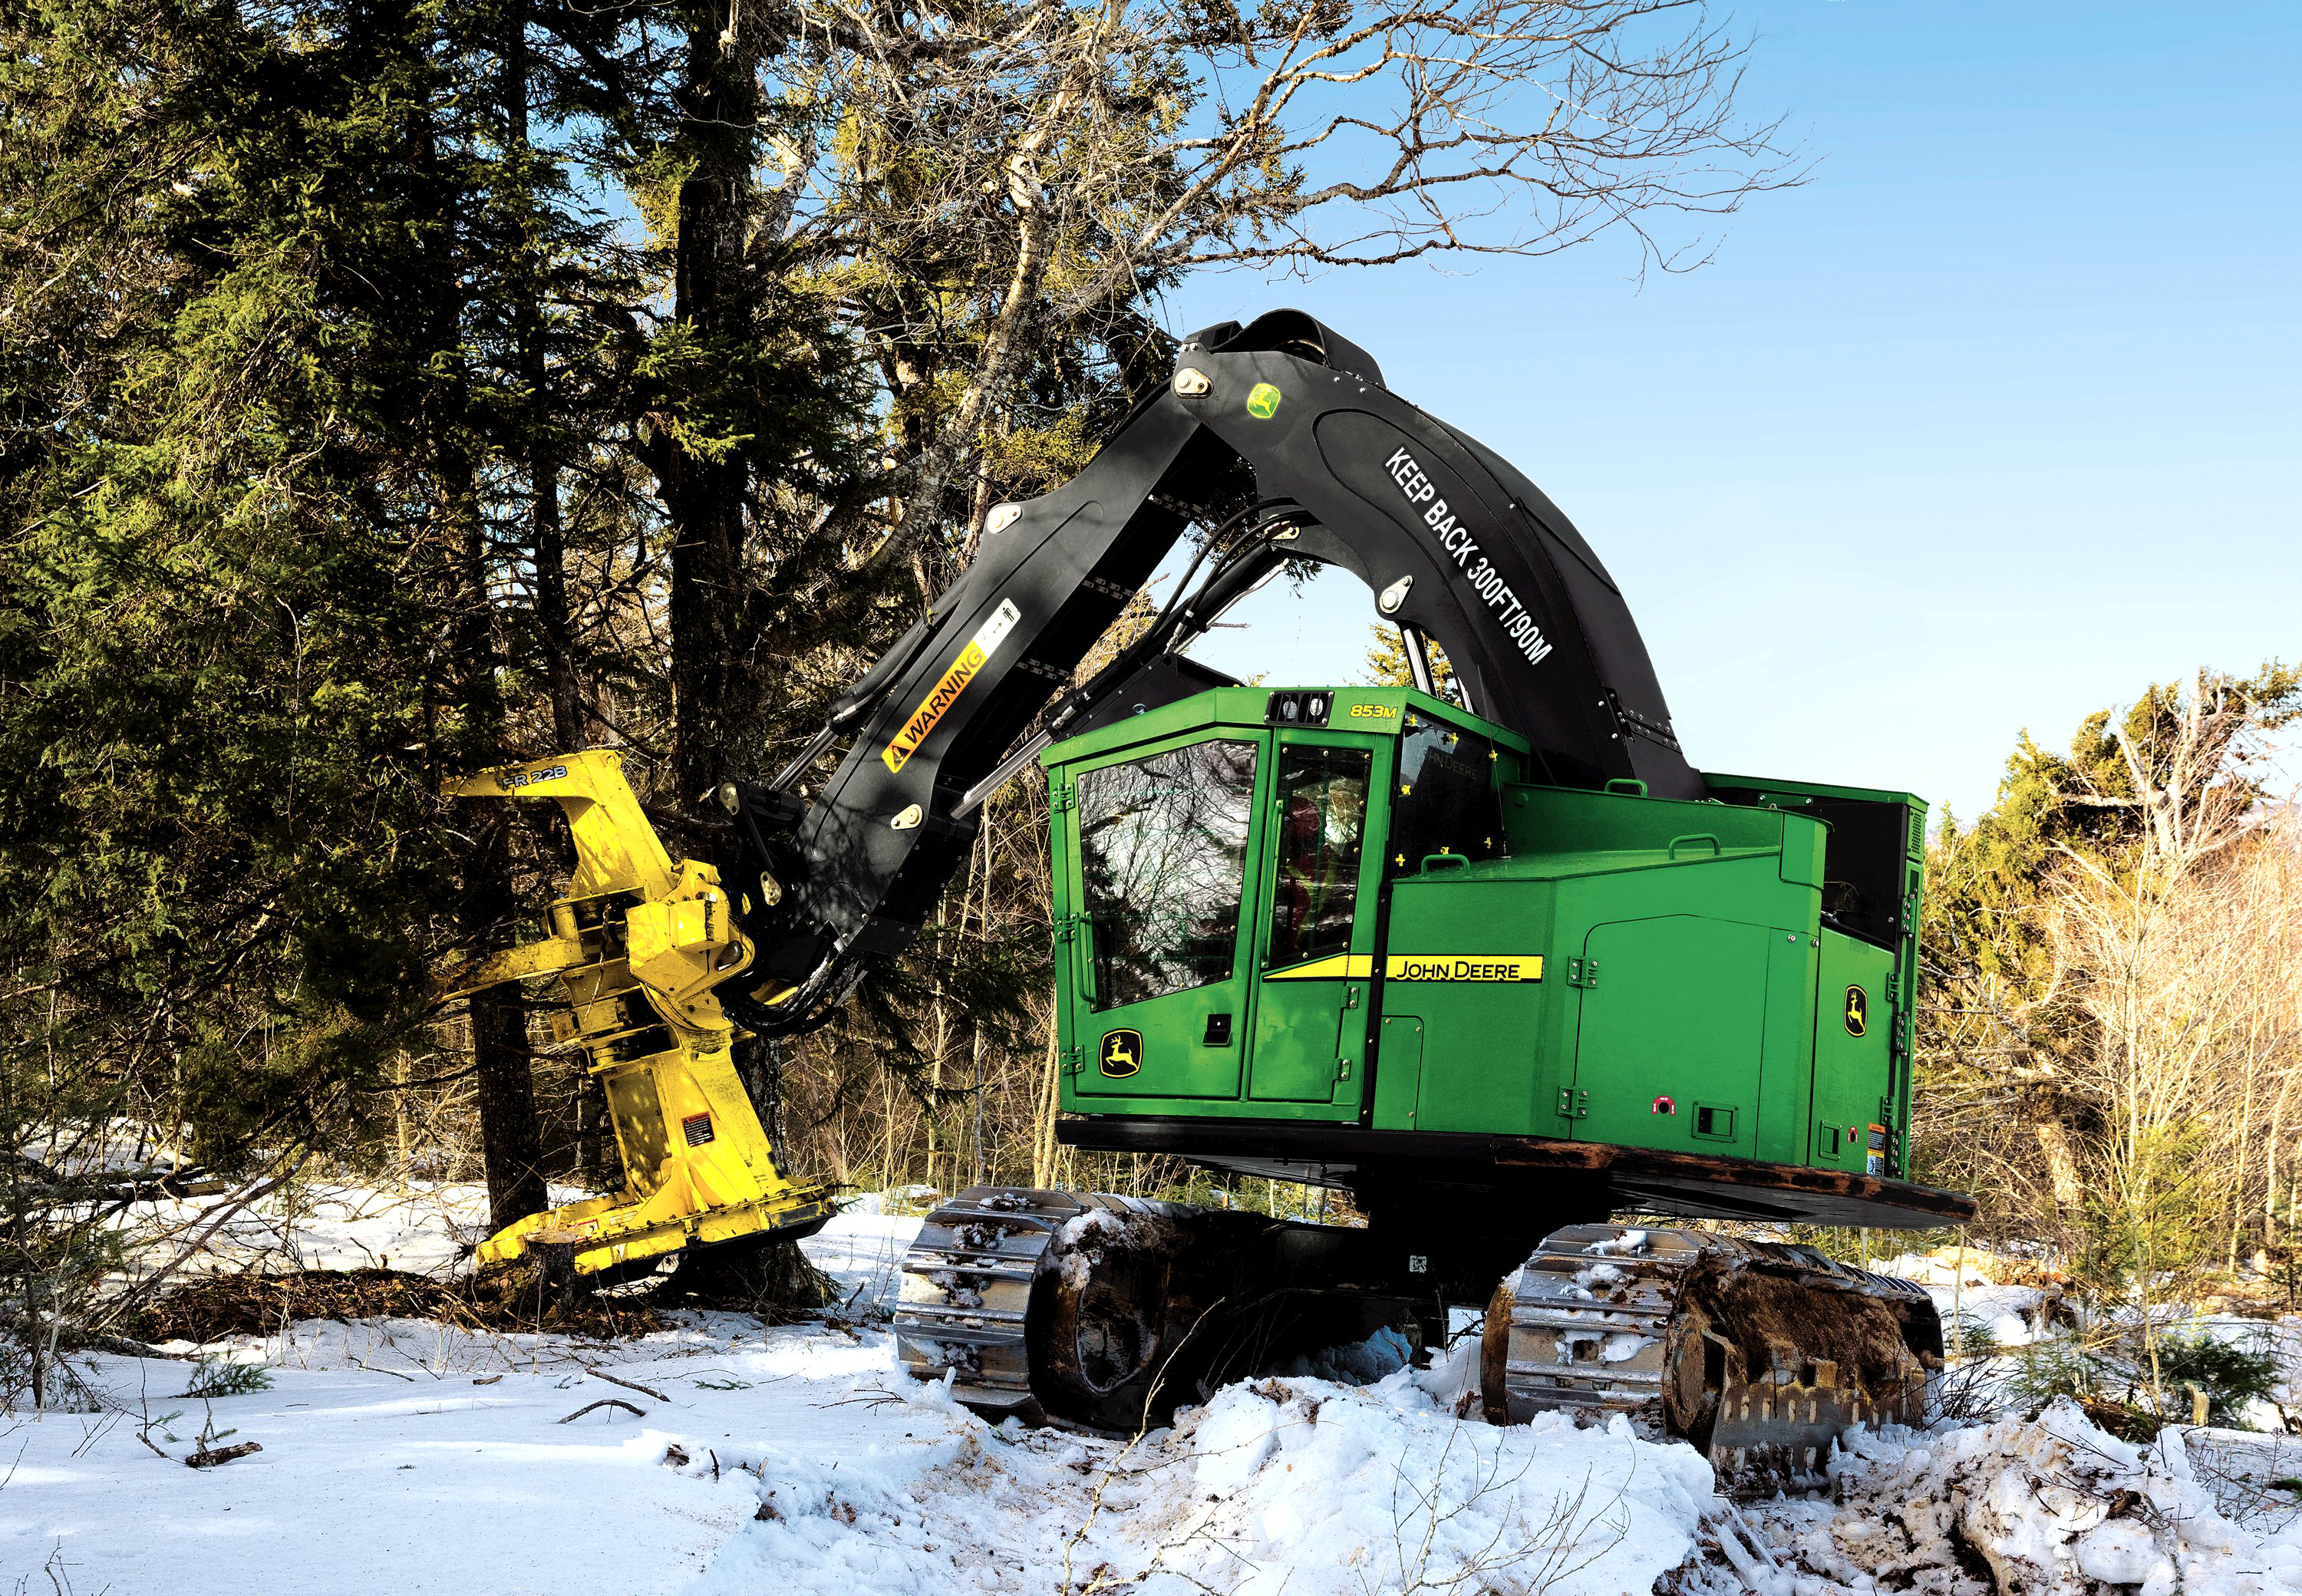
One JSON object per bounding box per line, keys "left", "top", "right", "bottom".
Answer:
{"left": 127, "top": 1264, "right": 667, "bottom": 1345}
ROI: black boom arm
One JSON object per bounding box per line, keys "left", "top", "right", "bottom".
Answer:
{"left": 727, "top": 310, "right": 1700, "bottom": 1033}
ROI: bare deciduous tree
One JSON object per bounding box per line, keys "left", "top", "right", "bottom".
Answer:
{"left": 766, "top": 0, "right": 1799, "bottom": 566}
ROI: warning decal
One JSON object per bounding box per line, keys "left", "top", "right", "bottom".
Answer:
{"left": 882, "top": 600, "right": 1022, "bottom": 773}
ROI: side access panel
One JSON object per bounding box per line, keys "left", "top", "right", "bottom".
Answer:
{"left": 1370, "top": 1015, "right": 1425, "bottom": 1129}
{"left": 1568, "top": 916, "right": 1770, "bottom": 1156}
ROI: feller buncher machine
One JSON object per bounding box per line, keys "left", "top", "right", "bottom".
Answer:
{"left": 449, "top": 311, "right": 1974, "bottom": 1482}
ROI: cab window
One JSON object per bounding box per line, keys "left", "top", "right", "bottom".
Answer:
{"left": 1268, "top": 745, "right": 1370, "bottom": 968}
{"left": 1077, "top": 739, "right": 1258, "bottom": 1010}
{"left": 1387, "top": 717, "right": 1504, "bottom": 875}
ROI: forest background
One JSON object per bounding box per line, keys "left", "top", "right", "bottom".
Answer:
{"left": 2, "top": 0, "right": 2296, "bottom": 1379}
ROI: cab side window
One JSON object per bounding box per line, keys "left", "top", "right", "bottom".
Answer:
{"left": 1267, "top": 745, "right": 1370, "bottom": 968}
{"left": 1387, "top": 718, "right": 1504, "bottom": 876}
{"left": 1077, "top": 739, "right": 1258, "bottom": 1010}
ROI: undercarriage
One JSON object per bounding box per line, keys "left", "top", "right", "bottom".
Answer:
{"left": 895, "top": 1187, "right": 1944, "bottom": 1492}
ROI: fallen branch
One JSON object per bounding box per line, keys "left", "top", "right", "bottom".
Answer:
{"left": 186, "top": 1441, "right": 262, "bottom": 1469}
{"left": 350, "top": 1359, "right": 416, "bottom": 1382}
{"left": 582, "top": 1365, "right": 668, "bottom": 1402}
{"left": 559, "top": 1398, "right": 645, "bottom": 1424}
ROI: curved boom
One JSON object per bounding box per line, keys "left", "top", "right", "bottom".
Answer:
{"left": 732, "top": 310, "right": 1700, "bottom": 1029}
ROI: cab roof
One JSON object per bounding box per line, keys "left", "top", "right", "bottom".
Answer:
{"left": 1040, "top": 684, "right": 1533, "bottom": 768}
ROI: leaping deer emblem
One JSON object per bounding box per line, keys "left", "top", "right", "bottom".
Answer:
{"left": 1100, "top": 1030, "right": 1142, "bottom": 1077}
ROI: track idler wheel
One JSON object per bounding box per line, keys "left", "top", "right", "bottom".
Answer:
{"left": 895, "top": 1189, "right": 1264, "bottom": 1429}
{"left": 896, "top": 1187, "right": 1411, "bottom": 1433}
{"left": 1025, "top": 1202, "right": 1229, "bottom": 1431}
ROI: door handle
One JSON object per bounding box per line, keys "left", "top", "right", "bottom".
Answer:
{"left": 1203, "top": 1013, "right": 1233, "bottom": 1046}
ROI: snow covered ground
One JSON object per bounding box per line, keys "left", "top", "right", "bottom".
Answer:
{"left": 5, "top": 1209, "right": 1712, "bottom": 1596}
{"left": 8, "top": 1206, "right": 2302, "bottom": 1594}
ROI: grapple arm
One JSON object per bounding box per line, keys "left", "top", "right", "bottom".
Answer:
{"left": 439, "top": 751, "right": 830, "bottom": 1275}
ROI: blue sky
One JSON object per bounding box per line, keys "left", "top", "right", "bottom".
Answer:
{"left": 1157, "top": 0, "right": 2300, "bottom": 822}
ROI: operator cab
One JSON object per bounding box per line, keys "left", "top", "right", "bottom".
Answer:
{"left": 1047, "top": 684, "right": 1519, "bottom": 1118}
{"left": 1044, "top": 684, "right": 1928, "bottom": 1185}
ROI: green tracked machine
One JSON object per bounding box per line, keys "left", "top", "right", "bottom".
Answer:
{"left": 450, "top": 310, "right": 1972, "bottom": 1486}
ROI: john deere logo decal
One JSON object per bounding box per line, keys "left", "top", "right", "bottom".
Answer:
{"left": 1100, "top": 1030, "right": 1143, "bottom": 1078}
{"left": 1844, "top": 986, "right": 1868, "bottom": 1037}
{"left": 1245, "top": 383, "right": 1281, "bottom": 419}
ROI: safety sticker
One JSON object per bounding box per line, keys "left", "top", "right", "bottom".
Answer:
{"left": 1384, "top": 955, "right": 1543, "bottom": 982}
{"left": 882, "top": 599, "right": 1022, "bottom": 773}
{"left": 1380, "top": 445, "right": 1555, "bottom": 668}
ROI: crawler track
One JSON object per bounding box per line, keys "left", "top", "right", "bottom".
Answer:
{"left": 1483, "top": 1223, "right": 1941, "bottom": 1490}
{"left": 899, "top": 1199, "right": 1943, "bottom": 1492}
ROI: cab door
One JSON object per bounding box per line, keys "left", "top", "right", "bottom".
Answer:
{"left": 1063, "top": 733, "right": 1268, "bottom": 1100}
{"left": 1244, "top": 735, "right": 1383, "bottom": 1104}
{"left": 1811, "top": 932, "right": 1895, "bottom": 1172}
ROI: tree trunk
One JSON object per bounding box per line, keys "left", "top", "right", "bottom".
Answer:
{"left": 448, "top": 438, "right": 548, "bottom": 1232}
{"left": 733, "top": 1034, "right": 786, "bottom": 1169}
{"left": 664, "top": 7, "right": 762, "bottom": 799}
{"left": 2032, "top": 1114, "right": 2086, "bottom": 1218}
{"left": 503, "top": 12, "right": 584, "bottom": 755}
{"left": 466, "top": 810, "right": 549, "bottom": 1231}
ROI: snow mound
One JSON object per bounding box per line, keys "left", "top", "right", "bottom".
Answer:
{"left": 694, "top": 1347, "right": 1713, "bottom": 1596}
{"left": 1146, "top": 1372, "right": 1714, "bottom": 1596}
{"left": 1712, "top": 1399, "right": 2302, "bottom": 1596}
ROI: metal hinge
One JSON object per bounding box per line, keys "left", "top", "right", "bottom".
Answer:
{"left": 1049, "top": 785, "right": 1077, "bottom": 814}
{"left": 1567, "top": 958, "right": 1601, "bottom": 989}
{"left": 1053, "top": 912, "right": 1083, "bottom": 945}
{"left": 1061, "top": 1046, "right": 1085, "bottom": 1077}
{"left": 1555, "top": 1087, "right": 1589, "bottom": 1120}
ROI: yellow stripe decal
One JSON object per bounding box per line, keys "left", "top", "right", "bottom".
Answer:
{"left": 1264, "top": 955, "right": 1374, "bottom": 980}
{"left": 1385, "top": 955, "right": 1543, "bottom": 982}
{"left": 882, "top": 600, "right": 1021, "bottom": 773}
